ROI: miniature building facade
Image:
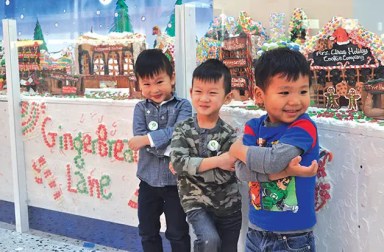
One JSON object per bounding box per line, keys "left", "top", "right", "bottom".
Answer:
{"left": 78, "top": 40, "right": 145, "bottom": 98}
{"left": 221, "top": 33, "right": 255, "bottom": 100}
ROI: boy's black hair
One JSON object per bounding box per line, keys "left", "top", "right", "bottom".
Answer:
{"left": 254, "top": 47, "right": 311, "bottom": 91}
{"left": 134, "top": 49, "right": 173, "bottom": 79}
{"left": 192, "top": 59, "right": 232, "bottom": 95}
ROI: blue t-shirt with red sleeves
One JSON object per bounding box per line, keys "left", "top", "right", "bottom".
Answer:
{"left": 243, "top": 113, "right": 319, "bottom": 232}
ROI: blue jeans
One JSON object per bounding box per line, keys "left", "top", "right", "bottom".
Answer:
{"left": 138, "top": 180, "right": 191, "bottom": 252}
{"left": 245, "top": 228, "right": 315, "bottom": 252}
{"left": 187, "top": 208, "right": 242, "bottom": 252}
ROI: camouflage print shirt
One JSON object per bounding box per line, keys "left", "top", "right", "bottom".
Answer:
{"left": 170, "top": 115, "right": 242, "bottom": 217}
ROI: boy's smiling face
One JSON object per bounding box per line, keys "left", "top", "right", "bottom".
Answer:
{"left": 138, "top": 70, "right": 174, "bottom": 104}
{"left": 190, "top": 77, "right": 231, "bottom": 119}
{"left": 258, "top": 74, "right": 310, "bottom": 124}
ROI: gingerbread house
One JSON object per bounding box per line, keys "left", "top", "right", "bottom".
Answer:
{"left": 302, "top": 17, "right": 384, "bottom": 110}
{"left": 76, "top": 32, "right": 146, "bottom": 98}
{"left": 221, "top": 33, "right": 255, "bottom": 100}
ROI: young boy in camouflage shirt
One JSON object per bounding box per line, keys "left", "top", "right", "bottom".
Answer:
{"left": 170, "top": 59, "right": 241, "bottom": 252}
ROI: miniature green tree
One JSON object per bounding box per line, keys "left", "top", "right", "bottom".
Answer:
{"left": 165, "top": 0, "right": 182, "bottom": 37}
{"left": 33, "top": 19, "right": 48, "bottom": 51}
{"left": 109, "top": 0, "right": 134, "bottom": 33}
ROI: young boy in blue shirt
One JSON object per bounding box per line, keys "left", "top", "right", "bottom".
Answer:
{"left": 128, "top": 49, "right": 191, "bottom": 252}
{"left": 230, "top": 47, "right": 319, "bottom": 252}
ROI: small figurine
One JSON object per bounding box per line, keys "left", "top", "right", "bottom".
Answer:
{"left": 152, "top": 25, "right": 162, "bottom": 48}
{"left": 344, "top": 88, "right": 361, "bottom": 111}
{"left": 324, "top": 86, "right": 340, "bottom": 109}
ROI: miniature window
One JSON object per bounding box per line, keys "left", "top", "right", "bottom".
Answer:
{"left": 108, "top": 52, "right": 119, "bottom": 76}
{"left": 93, "top": 53, "right": 105, "bottom": 75}
{"left": 123, "top": 52, "right": 134, "bottom": 75}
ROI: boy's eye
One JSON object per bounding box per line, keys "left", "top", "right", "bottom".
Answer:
{"left": 210, "top": 92, "right": 218, "bottom": 95}
{"left": 157, "top": 80, "right": 164, "bottom": 85}
{"left": 279, "top": 91, "right": 289, "bottom": 95}
{"left": 301, "top": 90, "right": 308, "bottom": 95}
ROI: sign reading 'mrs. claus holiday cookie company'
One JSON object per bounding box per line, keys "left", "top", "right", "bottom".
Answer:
{"left": 309, "top": 27, "right": 379, "bottom": 70}
{"left": 312, "top": 43, "right": 375, "bottom": 68}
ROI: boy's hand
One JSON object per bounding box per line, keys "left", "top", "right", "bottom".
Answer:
{"left": 217, "top": 152, "right": 236, "bottom": 172}
{"left": 128, "top": 135, "right": 150, "bottom": 151}
{"left": 169, "top": 163, "right": 176, "bottom": 175}
{"left": 285, "top": 156, "right": 318, "bottom": 177}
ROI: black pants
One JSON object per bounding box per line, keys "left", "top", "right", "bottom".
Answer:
{"left": 138, "top": 180, "right": 191, "bottom": 252}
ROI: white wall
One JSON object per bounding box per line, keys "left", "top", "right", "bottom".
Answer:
{"left": 0, "top": 101, "right": 13, "bottom": 201}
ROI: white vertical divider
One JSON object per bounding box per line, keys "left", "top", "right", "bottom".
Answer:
{"left": 3, "top": 19, "right": 29, "bottom": 232}
{"left": 175, "top": 4, "right": 197, "bottom": 100}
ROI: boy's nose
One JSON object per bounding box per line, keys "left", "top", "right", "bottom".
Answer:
{"left": 200, "top": 94, "right": 210, "bottom": 101}
{"left": 287, "top": 96, "right": 300, "bottom": 105}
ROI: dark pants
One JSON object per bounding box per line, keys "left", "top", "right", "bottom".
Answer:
{"left": 187, "top": 208, "right": 242, "bottom": 252}
{"left": 138, "top": 180, "right": 191, "bottom": 252}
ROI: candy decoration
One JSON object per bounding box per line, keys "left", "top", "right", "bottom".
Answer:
{"left": 289, "top": 8, "right": 309, "bottom": 44}
{"left": 128, "top": 189, "right": 139, "bottom": 209}
{"left": 315, "top": 148, "right": 333, "bottom": 211}
{"left": 269, "top": 13, "right": 286, "bottom": 42}
{"left": 31, "top": 155, "right": 63, "bottom": 202}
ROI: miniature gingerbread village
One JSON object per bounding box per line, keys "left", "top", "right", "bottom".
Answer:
{"left": 1, "top": 7, "right": 384, "bottom": 119}
{"left": 196, "top": 12, "right": 384, "bottom": 120}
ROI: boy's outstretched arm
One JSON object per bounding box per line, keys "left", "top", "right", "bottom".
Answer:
{"left": 230, "top": 137, "right": 303, "bottom": 175}
{"left": 229, "top": 138, "right": 248, "bottom": 163}
{"left": 268, "top": 156, "right": 318, "bottom": 180}
{"left": 170, "top": 124, "right": 203, "bottom": 176}
{"left": 235, "top": 156, "right": 318, "bottom": 182}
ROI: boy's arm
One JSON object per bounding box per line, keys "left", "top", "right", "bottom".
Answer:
{"left": 132, "top": 103, "right": 149, "bottom": 136}
{"left": 170, "top": 124, "right": 203, "bottom": 176}
{"left": 230, "top": 138, "right": 302, "bottom": 174}
{"left": 268, "top": 156, "right": 318, "bottom": 180}
{"left": 128, "top": 103, "right": 151, "bottom": 151}
{"left": 170, "top": 125, "right": 236, "bottom": 177}
{"left": 235, "top": 160, "right": 270, "bottom": 182}
{"left": 235, "top": 156, "right": 318, "bottom": 182}
{"left": 149, "top": 99, "right": 192, "bottom": 149}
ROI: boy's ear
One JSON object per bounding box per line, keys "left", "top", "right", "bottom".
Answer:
{"left": 224, "top": 91, "right": 233, "bottom": 105}
{"left": 253, "top": 86, "right": 264, "bottom": 106}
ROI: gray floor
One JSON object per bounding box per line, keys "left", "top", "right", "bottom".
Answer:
{"left": 0, "top": 222, "right": 126, "bottom": 252}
